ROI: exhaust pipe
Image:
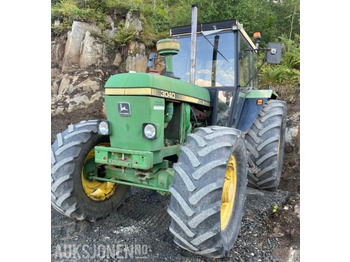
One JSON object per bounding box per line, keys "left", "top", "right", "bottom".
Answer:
{"left": 190, "top": 4, "right": 198, "bottom": 84}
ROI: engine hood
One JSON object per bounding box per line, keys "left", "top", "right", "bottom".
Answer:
{"left": 104, "top": 73, "right": 210, "bottom": 107}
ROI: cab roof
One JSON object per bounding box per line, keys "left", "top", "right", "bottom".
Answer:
{"left": 170, "top": 19, "right": 256, "bottom": 50}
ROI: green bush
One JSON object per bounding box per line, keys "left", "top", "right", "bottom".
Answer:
{"left": 51, "top": 0, "right": 105, "bottom": 35}
{"left": 259, "top": 35, "right": 300, "bottom": 87}
{"left": 114, "top": 21, "right": 139, "bottom": 46}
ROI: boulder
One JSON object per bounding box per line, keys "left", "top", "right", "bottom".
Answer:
{"left": 126, "top": 54, "right": 148, "bottom": 73}
{"left": 125, "top": 11, "right": 142, "bottom": 34}
{"left": 62, "top": 21, "right": 101, "bottom": 72}
{"left": 105, "top": 16, "right": 117, "bottom": 39}
{"left": 58, "top": 74, "right": 73, "bottom": 94}
{"left": 74, "top": 78, "right": 101, "bottom": 93}
{"left": 66, "top": 94, "right": 90, "bottom": 113}
{"left": 285, "top": 126, "right": 299, "bottom": 147}
{"left": 79, "top": 31, "right": 109, "bottom": 68}
{"left": 113, "top": 53, "right": 122, "bottom": 67}
{"left": 54, "top": 106, "right": 65, "bottom": 116}
{"left": 51, "top": 36, "right": 66, "bottom": 68}
{"left": 128, "top": 41, "right": 145, "bottom": 54}
{"left": 70, "top": 94, "right": 90, "bottom": 105}
{"left": 126, "top": 42, "right": 147, "bottom": 72}
{"left": 285, "top": 112, "right": 300, "bottom": 152}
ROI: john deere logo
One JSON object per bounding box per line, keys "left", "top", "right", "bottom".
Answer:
{"left": 118, "top": 102, "right": 131, "bottom": 116}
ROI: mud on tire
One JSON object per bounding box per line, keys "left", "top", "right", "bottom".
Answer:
{"left": 168, "top": 126, "right": 247, "bottom": 258}
{"left": 245, "top": 100, "right": 287, "bottom": 190}
{"left": 51, "top": 120, "right": 129, "bottom": 222}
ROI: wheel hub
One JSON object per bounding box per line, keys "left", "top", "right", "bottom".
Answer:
{"left": 81, "top": 143, "right": 117, "bottom": 201}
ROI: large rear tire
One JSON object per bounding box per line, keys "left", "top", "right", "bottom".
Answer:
{"left": 51, "top": 120, "right": 130, "bottom": 222}
{"left": 168, "top": 126, "right": 247, "bottom": 258}
{"left": 245, "top": 100, "right": 286, "bottom": 190}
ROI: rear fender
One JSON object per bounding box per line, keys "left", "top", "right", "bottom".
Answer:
{"left": 236, "top": 90, "right": 278, "bottom": 132}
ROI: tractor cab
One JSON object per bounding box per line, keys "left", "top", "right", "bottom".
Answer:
{"left": 170, "top": 20, "right": 278, "bottom": 131}
{"left": 171, "top": 20, "right": 257, "bottom": 89}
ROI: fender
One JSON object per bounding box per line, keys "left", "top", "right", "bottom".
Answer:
{"left": 236, "top": 89, "right": 278, "bottom": 132}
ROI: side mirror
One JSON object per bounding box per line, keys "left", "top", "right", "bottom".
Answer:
{"left": 266, "top": 42, "right": 282, "bottom": 64}
{"left": 147, "top": 52, "right": 156, "bottom": 67}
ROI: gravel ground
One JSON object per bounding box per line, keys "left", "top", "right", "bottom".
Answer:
{"left": 51, "top": 187, "right": 289, "bottom": 262}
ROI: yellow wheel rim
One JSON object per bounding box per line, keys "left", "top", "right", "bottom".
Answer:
{"left": 220, "top": 155, "right": 237, "bottom": 230}
{"left": 81, "top": 143, "right": 116, "bottom": 201}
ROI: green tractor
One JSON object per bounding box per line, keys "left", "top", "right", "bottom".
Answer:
{"left": 51, "top": 6, "right": 286, "bottom": 258}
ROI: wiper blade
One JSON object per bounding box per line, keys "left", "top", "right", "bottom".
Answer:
{"left": 200, "top": 31, "right": 228, "bottom": 62}
{"left": 202, "top": 29, "right": 224, "bottom": 36}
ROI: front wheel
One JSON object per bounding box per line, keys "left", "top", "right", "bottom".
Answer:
{"left": 51, "top": 120, "right": 130, "bottom": 222}
{"left": 168, "top": 126, "right": 247, "bottom": 258}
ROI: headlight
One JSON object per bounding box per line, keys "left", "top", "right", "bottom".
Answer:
{"left": 143, "top": 123, "right": 157, "bottom": 140}
{"left": 98, "top": 121, "right": 110, "bottom": 135}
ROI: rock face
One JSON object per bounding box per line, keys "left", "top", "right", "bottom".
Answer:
{"left": 62, "top": 21, "right": 101, "bottom": 72}
{"left": 51, "top": 19, "right": 153, "bottom": 116}
{"left": 52, "top": 20, "right": 116, "bottom": 116}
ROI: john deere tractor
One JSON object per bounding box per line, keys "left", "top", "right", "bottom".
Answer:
{"left": 51, "top": 6, "right": 285, "bottom": 258}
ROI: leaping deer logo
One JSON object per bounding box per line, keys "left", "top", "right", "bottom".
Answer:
{"left": 119, "top": 104, "right": 128, "bottom": 112}
{"left": 118, "top": 103, "right": 131, "bottom": 116}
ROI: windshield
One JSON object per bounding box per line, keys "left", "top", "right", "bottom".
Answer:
{"left": 172, "top": 30, "right": 236, "bottom": 87}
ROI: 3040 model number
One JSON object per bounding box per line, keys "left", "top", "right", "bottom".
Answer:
{"left": 160, "top": 91, "right": 176, "bottom": 99}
